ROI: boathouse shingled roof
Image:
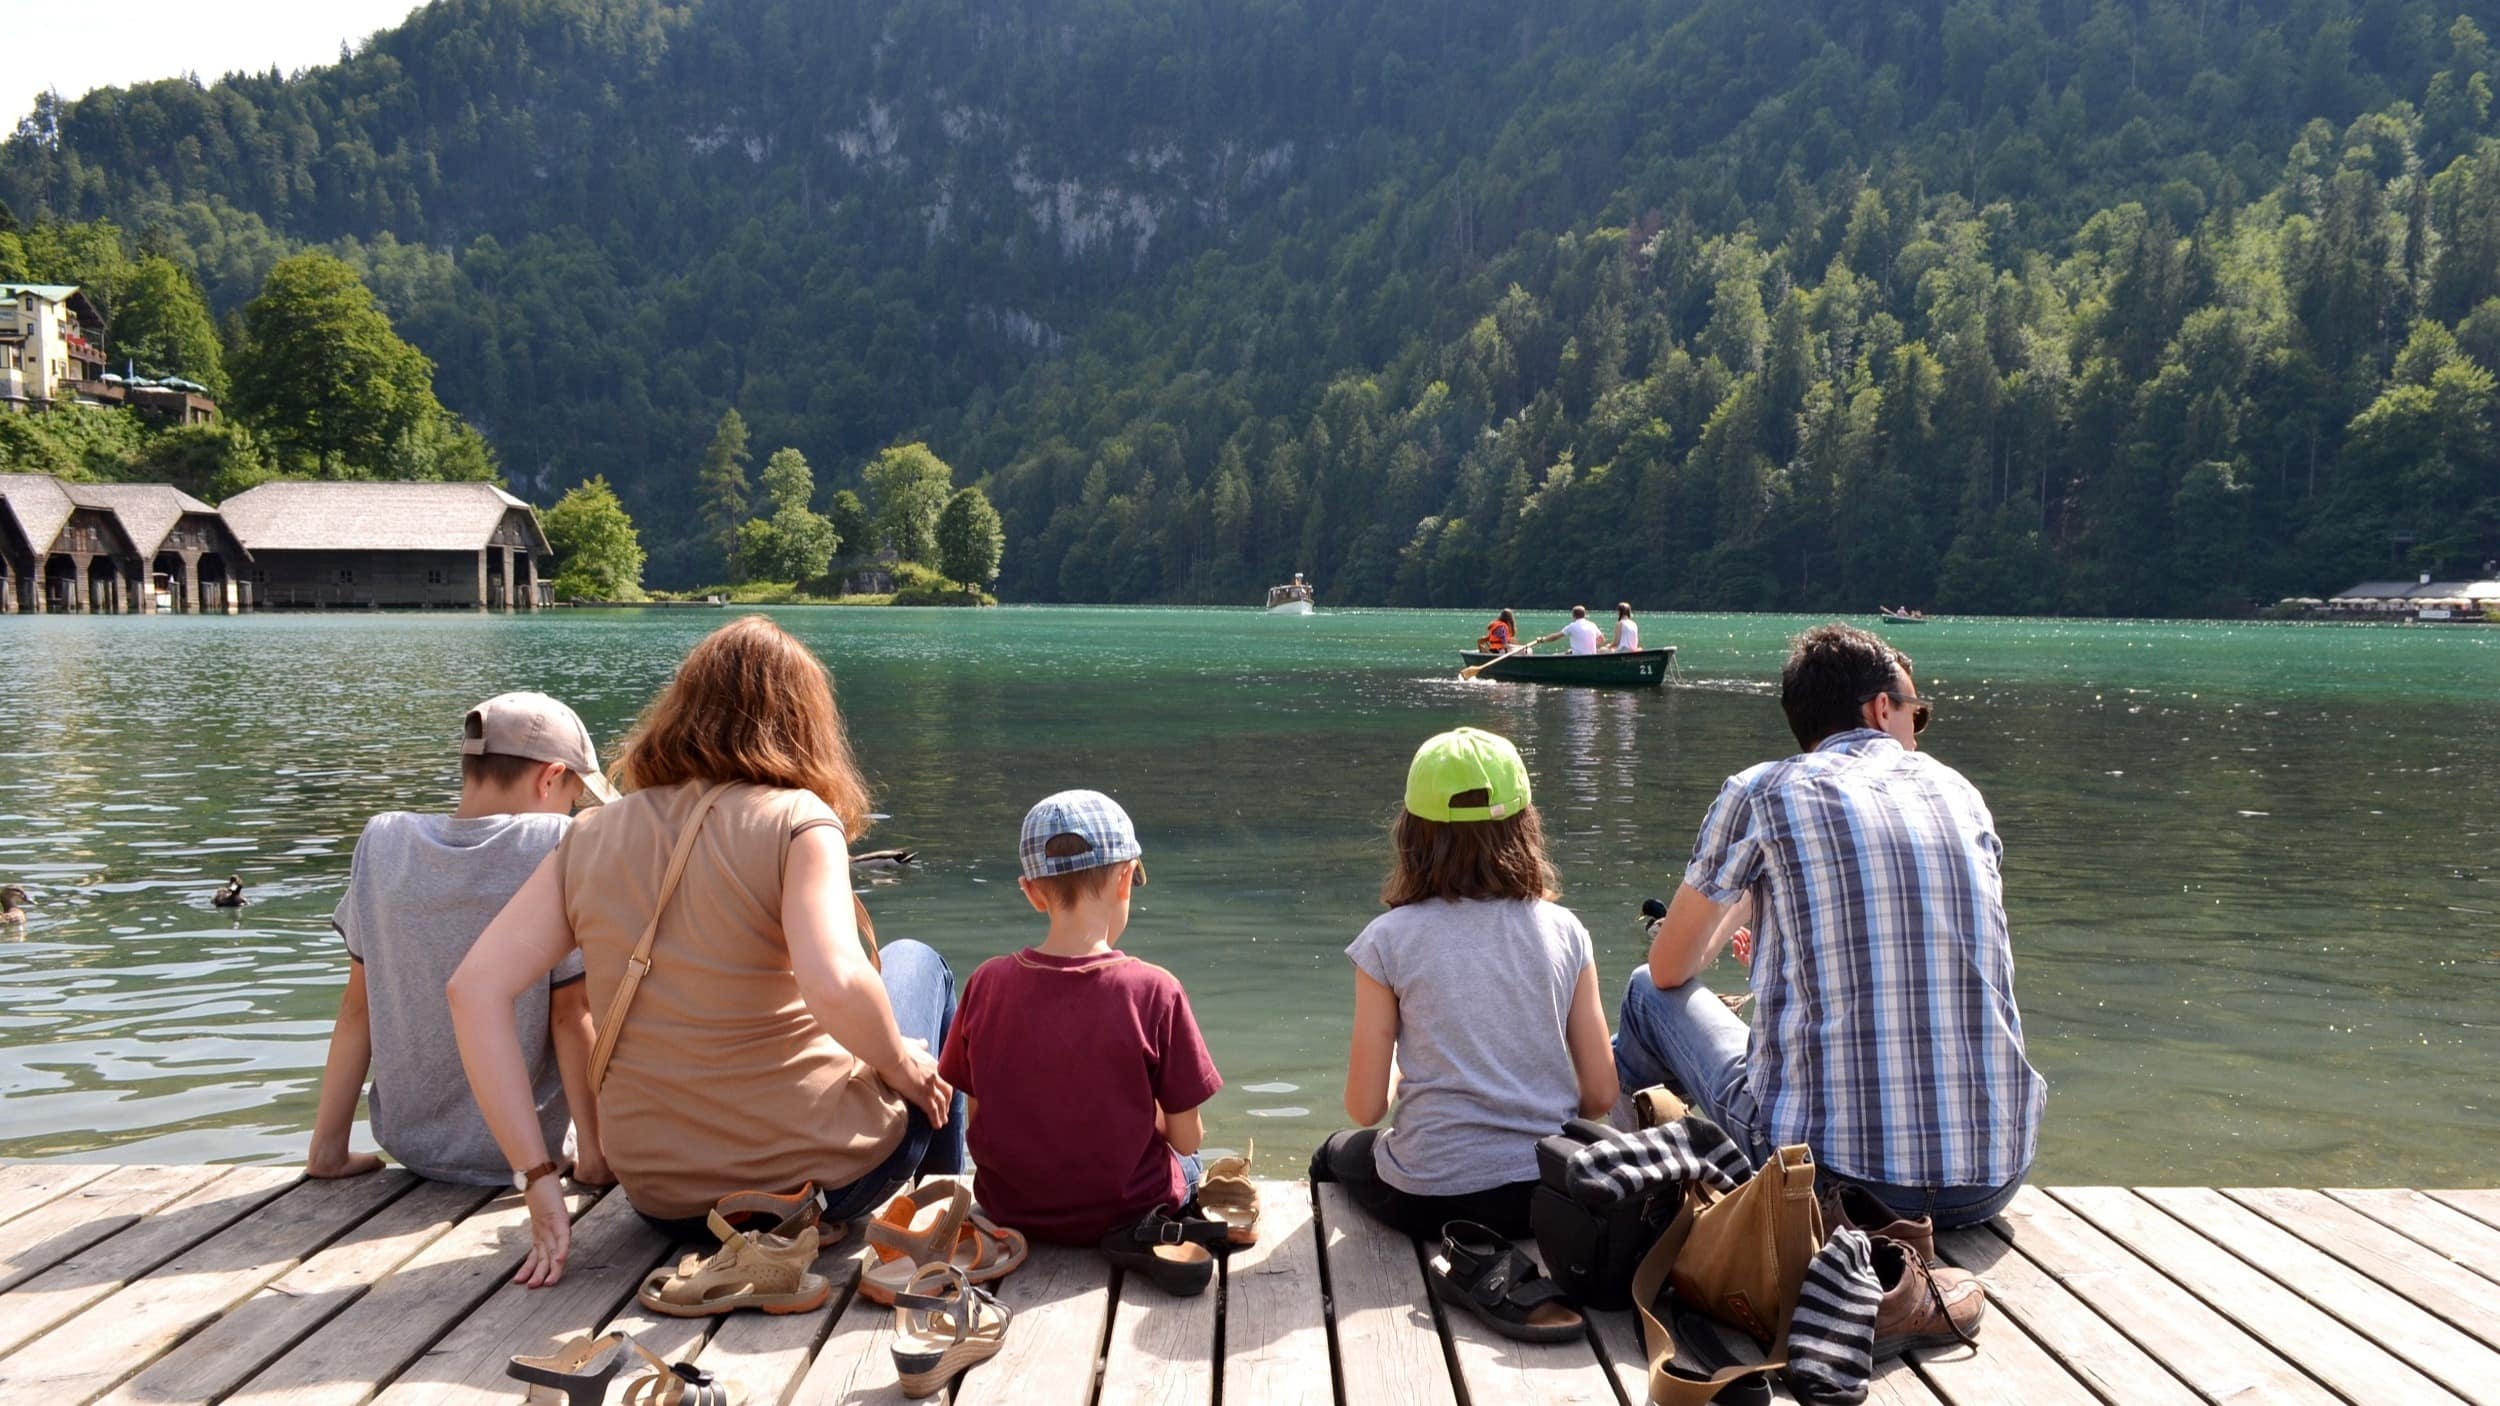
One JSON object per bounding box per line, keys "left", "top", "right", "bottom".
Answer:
{"left": 218, "top": 481, "right": 547, "bottom": 555}
{"left": 0, "top": 474, "right": 81, "bottom": 553}
{"left": 60, "top": 483, "right": 222, "bottom": 557}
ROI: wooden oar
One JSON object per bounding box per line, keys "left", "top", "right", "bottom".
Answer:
{"left": 1460, "top": 631, "right": 1563, "bottom": 679}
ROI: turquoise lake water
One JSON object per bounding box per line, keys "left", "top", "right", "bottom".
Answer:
{"left": 0, "top": 606, "right": 2494, "bottom": 1184}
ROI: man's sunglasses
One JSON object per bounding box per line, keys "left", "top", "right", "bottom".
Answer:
{"left": 1862, "top": 688, "right": 1932, "bottom": 734}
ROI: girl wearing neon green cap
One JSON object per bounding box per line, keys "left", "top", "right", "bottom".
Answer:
{"left": 1311, "top": 727, "right": 1619, "bottom": 1257}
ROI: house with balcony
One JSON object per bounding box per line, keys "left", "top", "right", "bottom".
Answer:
{"left": 0, "top": 283, "right": 220, "bottom": 423}
{"left": 0, "top": 284, "right": 108, "bottom": 412}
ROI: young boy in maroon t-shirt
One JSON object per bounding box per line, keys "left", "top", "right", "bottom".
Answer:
{"left": 936, "top": 789, "right": 1222, "bottom": 1245}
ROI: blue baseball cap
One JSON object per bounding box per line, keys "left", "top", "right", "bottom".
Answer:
{"left": 1019, "top": 789, "right": 1146, "bottom": 880}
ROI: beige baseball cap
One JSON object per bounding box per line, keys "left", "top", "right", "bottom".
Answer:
{"left": 461, "top": 692, "right": 621, "bottom": 804}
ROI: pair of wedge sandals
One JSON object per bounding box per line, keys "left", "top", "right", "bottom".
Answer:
{"left": 860, "top": 1180, "right": 1028, "bottom": 1305}
{"left": 637, "top": 1185, "right": 833, "bottom": 1318}
{"left": 510, "top": 1333, "right": 740, "bottom": 1406}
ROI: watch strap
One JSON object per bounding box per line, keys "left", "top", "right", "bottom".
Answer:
{"left": 518, "top": 1160, "right": 560, "bottom": 1190}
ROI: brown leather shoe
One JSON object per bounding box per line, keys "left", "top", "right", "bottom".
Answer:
{"left": 1868, "top": 1235, "right": 1984, "bottom": 1358}
{"left": 1821, "top": 1184, "right": 1935, "bottom": 1264}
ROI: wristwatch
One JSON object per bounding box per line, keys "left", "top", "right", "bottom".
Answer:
{"left": 513, "top": 1160, "right": 560, "bottom": 1192}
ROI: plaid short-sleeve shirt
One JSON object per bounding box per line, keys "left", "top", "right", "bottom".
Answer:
{"left": 1686, "top": 729, "right": 2045, "bottom": 1188}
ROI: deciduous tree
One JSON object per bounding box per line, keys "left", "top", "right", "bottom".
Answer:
{"left": 936, "top": 485, "right": 1005, "bottom": 591}
{"left": 545, "top": 475, "right": 647, "bottom": 601}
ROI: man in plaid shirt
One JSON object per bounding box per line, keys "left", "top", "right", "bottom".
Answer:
{"left": 1614, "top": 623, "right": 2044, "bottom": 1228}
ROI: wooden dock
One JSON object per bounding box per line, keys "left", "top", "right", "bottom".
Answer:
{"left": 1, "top": 1164, "right": 2496, "bottom": 1404}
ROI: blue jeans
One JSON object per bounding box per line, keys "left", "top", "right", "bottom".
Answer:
{"left": 1178, "top": 1151, "right": 1205, "bottom": 1205}
{"left": 1613, "top": 965, "right": 2024, "bottom": 1230}
{"left": 1614, "top": 965, "right": 1775, "bottom": 1166}
{"left": 638, "top": 938, "right": 967, "bottom": 1239}
{"left": 821, "top": 938, "right": 969, "bottom": 1220}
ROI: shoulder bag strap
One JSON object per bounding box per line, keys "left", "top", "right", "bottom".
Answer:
{"left": 587, "top": 780, "right": 736, "bottom": 1092}
{"left": 851, "top": 892, "right": 883, "bottom": 972}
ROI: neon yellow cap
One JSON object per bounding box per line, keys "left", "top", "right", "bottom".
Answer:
{"left": 1404, "top": 727, "right": 1533, "bottom": 822}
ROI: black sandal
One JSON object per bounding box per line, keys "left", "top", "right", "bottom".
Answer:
{"left": 508, "top": 1333, "right": 634, "bottom": 1406}
{"left": 1428, "top": 1220, "right": 1587, "bottom": 1343}
{"left": 1098, "top": 1205, "right": 1224, "bottom": 1296}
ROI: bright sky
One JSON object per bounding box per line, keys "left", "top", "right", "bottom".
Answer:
{"left": 5, "top": 0, "right": 429, "bottom": 122}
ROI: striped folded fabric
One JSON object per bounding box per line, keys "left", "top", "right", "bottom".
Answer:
{"left": 1785, "top": 1225, "right": 1879, "bottom": 1404}
{"left": 1559, "top": 1116, "right": 1752, "bottom": 1205}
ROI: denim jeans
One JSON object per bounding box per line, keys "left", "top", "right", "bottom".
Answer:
{"left": 1613, "top": 965, "right": 2025, "bottom": 1229}
{"left": 1613, "top": 965, "right": 1775, "bottom": 1168}
{"left": 637, "top": 937, "right": 968, "bottom": 1239}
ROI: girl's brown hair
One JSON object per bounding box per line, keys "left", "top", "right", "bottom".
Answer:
{"left": 1381, "top": 792, "right": 1558, "bottom": 908}
{"left": 611, "top": 615, "right": 874, "bottom": 833}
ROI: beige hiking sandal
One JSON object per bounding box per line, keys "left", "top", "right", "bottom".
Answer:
{"left": 637, "top": 1187, "right": 832, "bottom": 1318}
{"left": 1196, "top": 1143, "right": 1261, "bottom": 1246}
{"left": 890, "top": 1261, "right": 1013, "bottom": 1398}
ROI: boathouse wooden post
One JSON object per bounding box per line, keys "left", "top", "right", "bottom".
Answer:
{"left": 501, "top": 545, "right": 518, "bottom": 611}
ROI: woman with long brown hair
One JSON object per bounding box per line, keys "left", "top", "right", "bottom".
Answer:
{"left": 450, "top": 616, "right": 960, "bottom": 1283}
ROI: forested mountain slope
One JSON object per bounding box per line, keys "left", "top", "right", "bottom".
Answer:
{"left": 9, "top": 0, "right": 2500, "bottom": 608}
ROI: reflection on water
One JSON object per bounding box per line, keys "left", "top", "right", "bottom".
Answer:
{"left": 1, "top": 609, "right": 2495, "bottom": 1183}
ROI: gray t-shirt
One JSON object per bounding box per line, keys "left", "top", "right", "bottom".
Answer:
{"left": 335, "top": 811, "right": 580, "bottom": 1184}
{"left": 1347, "top": 897, "right": 1594, "bottom": 1195}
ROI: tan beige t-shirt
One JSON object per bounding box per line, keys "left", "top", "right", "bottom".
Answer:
{"left": 559, "top": 780, "right": 906, "bottom": 1220}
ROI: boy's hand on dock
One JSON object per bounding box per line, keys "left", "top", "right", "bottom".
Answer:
{"left": 1729, "top": 927, "right": 1754, "bottom": 966}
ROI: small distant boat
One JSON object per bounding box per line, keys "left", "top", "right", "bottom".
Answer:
{"left": 1456, "top": 647, "right": 1676, "bottom": 688}
{"left": 1878, "top": 607, "right": 1929, "bottom": 625}
{"left": 1265, "top": 574, "right": 1315, "bottom": 615}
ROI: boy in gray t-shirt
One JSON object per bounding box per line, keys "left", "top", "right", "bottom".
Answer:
{"left": 306, "top": 692, "right": 621, "bottom": 1187}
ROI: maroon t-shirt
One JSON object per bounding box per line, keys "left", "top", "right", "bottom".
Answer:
{"left": 937, "top": 948, "right": 1223, "bottom": 1244}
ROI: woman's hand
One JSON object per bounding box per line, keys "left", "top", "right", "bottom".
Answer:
{"left": 514, "top": 1174, "right": 571, "bottom": 1287}
{"left": 881, "top": 1038, "right": 953, "bottom": 1126}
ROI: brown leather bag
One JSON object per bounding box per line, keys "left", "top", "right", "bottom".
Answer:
{"left": 1630, "top": 1142, "right": 1827, "bottom": 1406}
{"left": 1673, "top": 1143, "right": 1824, "bottom": 1345}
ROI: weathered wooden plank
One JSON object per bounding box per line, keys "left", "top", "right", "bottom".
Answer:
{"left": 1100, "top": 1237, "right": 1218, "bottom": 1406}
{"left": 1440, "top": 1235, "right": 1615, "bottom": 1406}
{"left": 0, "top": 1163, "right": 112, "bottom": 1229}
{"left": 1217, "top": 1179, "right": 1333, "bottom": 1406}
{"left": 363, "top": 1190, "right": 670, "bottom": 1406}
{"left": 2433, "top": 1190, "right": 2500, "bottom": 1237}
{"left": 0, "top": 1169, "right": 415, "bottom": 1404}
{"left": 1900, "top": 1303, "right": 2106, "bottom": 1406}
{"left": 780, "top": 1253, "right": 910, "bottom": 1406}
{"left": 2053, "top": 1186, "right": 2466, "bottom": 1405}
{"left": 2330, "top": 1188, "right": 2500, "bottom": 1285}
{"left": 2231, "top": 1188, "right": 2500, "bottom": 1350}
{"left": 0, "top": 1164, "right": 230, "bottom": 1292}
{"left": 947, "top": 1242, "right": 1115, "bottom": 1406}
{"left": 1990, "top": 1186, "right": 2340, "bottom": 1405}
{"left": 1311, "top": 1184, "right": 1455, "bottom": 1406}
{"left": 1863, "top": 1357, "right": 1949, "bottom": 1406}
{"left": 90, "top": 1179, "right": 500, "bottom": 1406}
{"left": 1933, "top": 1222, "right": 2199, "bottom": 1405}
{"left": 0, "top": 1164, "right": 297, "bottom": 1358}
{"left": 222, "top": 1184, "right": 600, "bottom": 1406}
{"left": 2136, "top": 1186, "right": 2500, "bottom": 1403}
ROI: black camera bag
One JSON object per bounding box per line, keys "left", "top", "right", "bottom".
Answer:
{"left": 1529, "top": 1117, "right": 1682, "bottom": 1310}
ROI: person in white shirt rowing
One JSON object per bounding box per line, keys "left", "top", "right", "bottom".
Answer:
{"left": 1611, "top": 602, "right": 1639, "bottom": 652}
{"left": 1561, "top": 605, "right": 1605, "bottom": 655}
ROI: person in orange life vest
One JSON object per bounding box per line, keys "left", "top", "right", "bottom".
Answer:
{"left": 1479, "top": 609, "right": 1519, "bottom": 652}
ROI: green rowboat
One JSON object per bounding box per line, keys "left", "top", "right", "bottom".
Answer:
{"left": 1457, "top": 646, "right": 1676, "bottom": 688}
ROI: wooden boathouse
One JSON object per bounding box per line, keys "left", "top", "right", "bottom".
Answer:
{"left": 0, "top": 474, "right": 250, "bottom": 614}
{"left": 217, "top": 481, "right": 554, "bottom": 610}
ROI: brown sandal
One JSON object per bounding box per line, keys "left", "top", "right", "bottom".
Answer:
{"left": 1196, "top": 1144, "right": 1261, "bottom": 1246}
{"left": 636, "top": 1188, "right": 832, "bottom": 1318}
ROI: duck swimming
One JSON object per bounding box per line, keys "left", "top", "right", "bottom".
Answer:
{"left": 1, "top": 886, "right": 26, "bottom": 930}
{"left": 849, "top": 849, "right": 920, "bottom": 871}
{"left": 211, "top": 876, "right": 248, "bottom": 908}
